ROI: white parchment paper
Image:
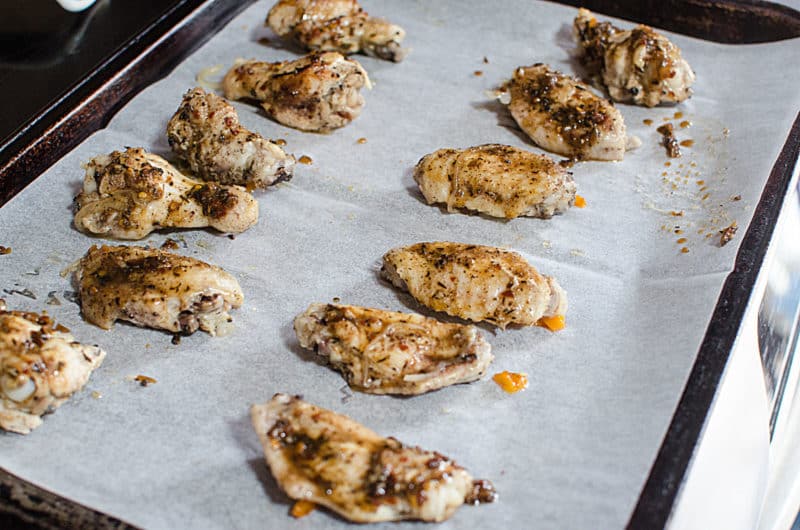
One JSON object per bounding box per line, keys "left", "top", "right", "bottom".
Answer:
{"left": 1, "top": 1, "right": 799, "bottom": 528}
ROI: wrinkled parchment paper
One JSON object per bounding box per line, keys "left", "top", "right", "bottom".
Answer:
{"left": 1, "top": 1, "right": 799, "bottom": 528}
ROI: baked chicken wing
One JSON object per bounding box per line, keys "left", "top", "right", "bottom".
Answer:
{"left": 74, "top": 147, "right": 258, "bottom": 240}
{"left": 500, "top": 63, "right": 634, "bottom": 161}
{"left": 0, "top": 303, "right": 106, "bottom": 434}
{"left": 251, "top": 393, "right": 496, "bottom": 523}
{"left": 223, "top": 52, "right": 370, "bottom": 132}
{"left": 76, "top": 245, "right": 243, "bottom": 336}
{"left": 574, "top": 8, "right": 695, "bottom": 107}
{"left": 167, "top": 87, "right": 296, "bottom": 188}
{"left": 414, "top": 144, "right": 576, "bottom": 219}
{"left": 382, "top": 242, "right": 567, "bottom": 329}
{"left": 294, "top": 303, "right": 493, "bottom": 395}
{"left": 266, "top": 0, "right": 408, "bottom": 62}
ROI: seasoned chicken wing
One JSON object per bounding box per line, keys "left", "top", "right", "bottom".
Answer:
{"left": 167, "top": 87, "right": 295, "bottom": 188}
{"left": 251, "top": 393, "right": 496, "bottom": 523}
{"left": 414, "top": 144, "right": 576, "bottom": 219}
{"left": 0, "top": 305, "right": 106, "bottom": 434}
{"left": 500, "top": 64, "right": 635, "bottom": 161}
{"left": 574, "top": 8, "right": 695, "bottom": 107}
{"left": 223, "top": 52, "right": 370, "bottom": 132}
{"left": 294, "top": 303, "right": 493, "bottom": 395}
{"left": 266, "top": 0, "right": 408, "bottom": 62}
{"left": 76, "top": 245, "right": 243, "bottom": 336}
{"left": 382, "top": 242, "right": 567, "bottom": 329}
{"left": 74, "top": 147, "right": 258, "bottom": 240}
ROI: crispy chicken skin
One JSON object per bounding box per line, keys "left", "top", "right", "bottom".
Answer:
{"left": 414, "top": 144, "right": 576, "bottom": 219}
{"left": 251, "top": 393, "right": 496, "bottom": 523}
{"left": 266, "top": 0, "right": 408, "bottom": 62}
{"left": 76, "top": 245, "right": 243, "bottom": 336}
{"left": 501, "top": 64, "right": 633, "bottom": 161}
{"left": 382, "top": 242, "right": 567, "bottom": 329}
{"left": 294, "top": 303, "right": 493, "bottom": 395}
{"left": 0, "top": 303, "right": 106, "bottom": 434}
{"left": 223, "top": 52, "right": 370, "bottom": 132}
{"left": 74, "top": 147, "right": 258, "bottom": 240}
{"left": 167, "top": 87, "right": 295, "bottom": 188}
{"left": 574, "top": 9, "right": 695, "bottom": 107}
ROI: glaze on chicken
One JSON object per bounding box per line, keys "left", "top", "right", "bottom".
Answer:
{"left": 167, "top": 87, "right": 296, "bottom": 188}
{"left": 501, "top": 64, "right": 636, "bottom": 161}
{"left": 76, "top": 245, "right": 243, "bottom": 336}
{"left": 251, "top": 393, "right": 496, "bottom": 522}
{"left": 74, "top": 148, "right": 258, "bottom": 240}
{"left": 574, "top": 8, "right": 695, "bottom": 107}
{"left": 266, "top": 0, "right": 408, "bottom": 62}
{"left": 382, "top": 242, "right": 567, "bottom": 329}
{"left": 0, "top": 304, "right": 106, "bottom": 434}
{"left": 414, "top": 144, "right": 576, "bottom": 219}
{"left": 223, "top": 52, "right": 370, "bottom": 132}
{"left": 294, "top": 303, "right": 493, "bottom": 394}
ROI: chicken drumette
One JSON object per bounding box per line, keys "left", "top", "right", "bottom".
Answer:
{"left": 415, "top": 144, "right": 576, "bottom": 219}
{"left": 167, "top": 87, "right": 295, "bottom": 189}
{"left": 251, "top": 393, "right": 496, "bottom": 523}
{"left": 574, "top": 8, "right": 695, "bottom": 107}
{"left": 74, "top": 147, "right": 258, "bottom": 240}
{"left": 0, "top": 303, "right": 106, "bottom": 434}
{"left": 266, "top": 0, "right": 408, "bottom": 62}
{"left": 76, "top": 245, "right": 243, "bottom": 336}
{"left": 294, "top": 303, "right": 493, "bottom": 395}
{"left": 223, "top": 52, "right": 370, "bottom": 132}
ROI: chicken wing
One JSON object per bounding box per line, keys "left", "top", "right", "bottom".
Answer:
{"left": 574, "top": 8, "right": 695, "bottom": 107}
{"left": 266, "top": 0, "right": 408, "bottom": 62}
{"left": 294, "top": 303, "right": 493, "bottom": 395}
{"left": 76, "top": 245, "right": 243, "bottom": 336}
{"left": 167, "top": 87, "right": 296, "bottom": 188}
{"left": 1, "top": 305, "right": 106, "bottom": 434}
{"left": 500, "top": 63, "right": 634, "bottom": 161}
{"left": 414, "top": 144, "right": 576, "bottom": 219}
{"left": 223, "top": 52, "right": 370, "bottom": 132}
{"left": 74, "top": 147, "right": 258, "bottom": 240}
{"left": 251, "top": 393, "right": 496, "bottom": 523}
{"left": 382, "top": 242, "right": 567, "bottom": 329}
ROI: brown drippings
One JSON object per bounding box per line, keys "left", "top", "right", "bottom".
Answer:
{"left": 731, "top": 195, "right": 742, "bottom": 201}
{"left": 357, "top": 137, "right": 367, "bottom": 144}
{"left": 299, "top": 155, "right": 313, "bottom": 165}
{"left": 676, "top": 237, "right": 688, "bottom": 244}
{"left": 273, "top": 138, "right": 287, "bottom": 146}
{"left": 482, "top": 56, "right": 489, "bottom": 64}
{"left": 674, "top": 111, "right": 684, "bottom": 119}
{"left": 664, "top": 161, "right": 672, "bottom": 167}
{"left": 643, "top": 119, "right": 653, "bottom": 126}
{"left": 657, "top": 123, "right": 681, "bottom": 158}
{"left": 680, "top": 139, "right": 694, "bottom": 147}
{"left": 680, "top": 120, "right": 691, "bottom": 128}
{"left": 680, "top": 247, "right": 690, "bottom": 253}
{"left": 720, "top": 221, "right": 738, "bottom": 246}
{"left": 134, "top": 375, "right": 157, "bottom": 387}
{"left": 670, "top": 210, "right": 684, "bottom": 217}
{"left": 473, "top": 70, "right": 483, "bottom": 76}
{"left": 0, "top": 246, "right": 11, "bottom": 255}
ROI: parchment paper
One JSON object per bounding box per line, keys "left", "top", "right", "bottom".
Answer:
{"left": 1, "top": 1, "right": 799, "bottom": 528}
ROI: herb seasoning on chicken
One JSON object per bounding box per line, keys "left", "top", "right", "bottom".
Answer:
{"left": 414, "top": 144, "right": 576, "bottom": 219}
{"left": 76, "top": 245, "right": 243, "bottom": 336}
{"left": 0, "top": 301, "right": 106, "bottom": 434}
{"left": 74, "top": 147, "right": 258, "bottom": 239}
{"left": 382, "top": 242, "right": 567, "bottom": 329}
{"left": 266, "top": 0, "right": 408, "bottom": 62}
{"left": 294, "top": 303, "right": 493, "bottom": 394}
{"left": 500, "top": 63, "right": 636, "bottom": 161}
{"left": 251, "top": 393, "right": 496, "bottom": 523}
{"left": 223, "top": 52, "right": 370, "bottom": 132}
{"left": 167, "top": 87, "right": 296, "bottom": 188}
{"left": 574, "top": 8, "right": 695, "bottom": 107}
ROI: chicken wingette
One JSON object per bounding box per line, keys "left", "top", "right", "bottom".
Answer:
{"left": 574, "top": 8, "right": 695, "bottom": 107}
{"left": 76, "top": 245, "right": 243, "bottom": 336}
{"left": 294, "top": 303, "right": 493, "bottom": 394}
{"left": 251, "top": 393, "right": 496, "bottom": 523}
{"left": 266, "top": 0, "right": 408, "bottom": 62}
{"left": 223, "top": 52, "right": 370, "bottom": 132}
{"left": 414, "top": 144, "right": 576, "bottom": 219}
{"left": 500, "top": 63, "right": 636, "bottom": 161}
{"left": 167, "top": 87, "right": 296, "bottom": 188}
{"left": 74, "top": 147, "right": 258, "bottom": 240}
{"left": 0, "top": 301, "right": 106, "bottom": 434}
{"left": 382, "top": 242, "right": 567, "bottom": 329}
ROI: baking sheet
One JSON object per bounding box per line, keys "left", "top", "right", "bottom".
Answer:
{"left": 1, "top": 1, "right": 799, "bottom": 528}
